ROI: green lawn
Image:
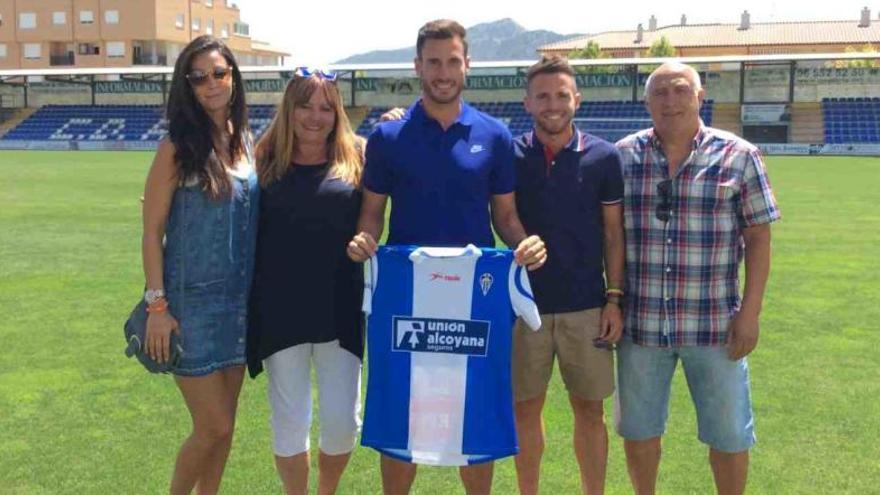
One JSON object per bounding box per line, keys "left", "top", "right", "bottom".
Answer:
{"left": 0, "top": 152, "right": 878, "bottom": 494}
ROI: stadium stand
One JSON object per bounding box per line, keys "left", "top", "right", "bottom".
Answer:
{"left": 355, "top": 101, "right": 714, "bottom": 143}
{"left": 822, "top": 97, "right": 880, "bottom": 144}
{"left": 2, "top": 105, "right": 167, "bottom": 142}
{"left": 0, "top": 104, "right": 277, "bottom": 143}
{"left": 17, "top": 98, "right": 880, "bottom": 146}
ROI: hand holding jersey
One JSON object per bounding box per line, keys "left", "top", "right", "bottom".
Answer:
{"left": 347, "top": 231, "right": 379, "bottom": 262}
{"left": 348, "top": 231, "right": 547, "bottom": 271}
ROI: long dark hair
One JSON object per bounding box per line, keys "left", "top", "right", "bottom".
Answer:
{"left": 167, "top": 35, "right": 248, "bottom": 199}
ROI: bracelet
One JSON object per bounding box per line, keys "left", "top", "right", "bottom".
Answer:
{"left": 144, "top": 288, "right": 165, "bottom": 305}
{"left": 146, "top": 298, "right": 168, "bottom": 313}
{"left": 606, "top": 288, "right": 625, "bottom": 297}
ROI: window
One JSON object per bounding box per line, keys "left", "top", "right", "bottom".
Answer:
{"left": 175, "top": 14, "right": 185, "bottom": 29}
{"left": 53, "top": 12, "right": 66, "bottom": 25}
{"left": 221, "top": 23, "right": 229, "bottom": 38}
{"left": 80, "top": 11, "right": 94, "bottom": 24}
{"left": 19, "top": 12, "right": 36, "bottom": 29}
{"left": 205, "top": 0, "right": 213, "bottom": 6}
{"left": 24, "top": 43, "right": 41, "bottom": 59}
{"left": 192, "top": 17, "right": 200, "bottom": 31}
{"left": 105, "top": 10, "right": 119, "bottom": 24}
{"left": 233, "top": 21, "right": 249, "bottom": 36}
{"left": 106, "top": 41, "right": 125, "bottom": 58}
{"left": 0, "top": 13, "right": 3, "bottom": 27}
{"left": 78, "top": 43, "right": 100, "bottom": 55}
{"left": 0, "top": 44, "right": 7, "bottom": 59}
{"left": 206, "top": 19, "right": 213, "bottom": 35}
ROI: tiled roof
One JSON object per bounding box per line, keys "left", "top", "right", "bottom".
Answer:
{"left": 541, "top": 20, "right": 880, "bottom": 52}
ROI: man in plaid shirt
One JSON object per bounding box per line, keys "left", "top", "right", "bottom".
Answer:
{"left": 615, "top": 62, "right": 780, "bottom": 495}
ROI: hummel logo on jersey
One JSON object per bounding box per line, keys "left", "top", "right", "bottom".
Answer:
{"left": 393, "top": 316, "right": 490, "bottom": 356}
{"left": 479, "top": 273, "right": 494, "bottom": 296}
{"left": 430, "top": 272, "right": 461, "bottom": 282}
{"left": 470, "top": 144, "right": 484, "bottom": 154}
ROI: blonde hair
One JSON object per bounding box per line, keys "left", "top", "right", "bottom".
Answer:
{"left": 256, "top": 75, "right": 363, "bottom": 187}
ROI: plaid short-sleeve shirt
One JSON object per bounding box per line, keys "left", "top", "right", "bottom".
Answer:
{"left": 616, "top": 126, "right": 780, "bottom": 347}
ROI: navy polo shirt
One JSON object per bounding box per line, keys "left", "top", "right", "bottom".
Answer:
{"left": 363, "top": 99, "right": 515, "bottom": 247}
{"left": 514, "top": 128, "right": 624, "bottom": 314}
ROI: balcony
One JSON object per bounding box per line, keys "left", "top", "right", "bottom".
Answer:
{"left": 50, "top": 54, "right": 75, "bottom": 66}
{"left": 134, "top": 54, "right": 168, "bottom": 66}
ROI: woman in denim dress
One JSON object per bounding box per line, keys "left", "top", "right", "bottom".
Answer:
{"left": 141, "top": 35, "right": 257, "bottom": 494}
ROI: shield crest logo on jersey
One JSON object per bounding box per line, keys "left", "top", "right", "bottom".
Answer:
{"left": 479, "top": 273, "right": 493, "bottom": 296}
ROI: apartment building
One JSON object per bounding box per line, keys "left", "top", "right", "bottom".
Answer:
{"left": 0, "top": 0, "right": 287, "bottom": 70}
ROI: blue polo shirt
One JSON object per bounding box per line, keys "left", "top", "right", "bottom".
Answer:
{"left": 363, "top": 100, "right": 515, "bottom": 247}
{"left": 514, "top": 128, "right": 624, "bottom": 314}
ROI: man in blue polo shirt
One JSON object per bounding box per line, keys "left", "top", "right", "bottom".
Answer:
{"left": 347, "top": 19, "right": 546, "bottom": 495}
{"left": 511, "top": 56, "right": 625, "bottom": 495}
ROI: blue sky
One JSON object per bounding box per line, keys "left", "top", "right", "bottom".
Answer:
{"left": 236, "top": 0, "right": 878, "bottom": 65}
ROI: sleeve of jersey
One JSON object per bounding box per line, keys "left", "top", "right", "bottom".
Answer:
{"left": 508, "top": 261, "right": 541, "bottom": 331}
{"left": 362, "top": 255, "right": 378, "bottom": 315}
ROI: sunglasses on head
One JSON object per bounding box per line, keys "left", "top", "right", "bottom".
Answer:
{"left": 656, "top": 179, "right": 672, "bottom": 223}
{"left": 294, "top": 66, "right": 338, "bottom": 83}
{"left": 186, "top": 66, "right": 232, "bottom": 86}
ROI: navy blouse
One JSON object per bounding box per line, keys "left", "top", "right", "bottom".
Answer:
{"left": 247, "top": 162, "right": 364, "bottom": 377}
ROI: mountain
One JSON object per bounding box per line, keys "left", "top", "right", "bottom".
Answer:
{"left": 335, "top": 18, "right": 581, "bottom": 64}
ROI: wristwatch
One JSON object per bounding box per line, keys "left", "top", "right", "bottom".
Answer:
{"left": 144, "top": 288, "right": 165, "bottom": 305}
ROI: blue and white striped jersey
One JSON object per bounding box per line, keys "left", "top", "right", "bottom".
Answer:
{"left": 362, "top": 245, "right": 541, "bottom": 466}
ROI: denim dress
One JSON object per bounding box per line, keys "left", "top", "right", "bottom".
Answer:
{"left": 163, "top": 161, "right": 259, "bottom": 376}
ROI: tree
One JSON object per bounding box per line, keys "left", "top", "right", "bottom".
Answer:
{"left": 646, "top": 36, "right": 677, "bottom": 58}
{"left": 568, "top": 41, "right": 614, "bottom": 74}
{"left": 831, "top": 44, "right": 879, "bottom": 68}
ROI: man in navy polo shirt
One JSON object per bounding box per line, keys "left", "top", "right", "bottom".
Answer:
{"left": 347, "top": 19, "right": 546, "bottom": 495}
{"left": 511, "top": 56, "right": 625, "bottom": 495}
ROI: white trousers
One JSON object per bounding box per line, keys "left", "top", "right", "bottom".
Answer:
{"left": 265, "top": 340, "right": 362, "bottom": 457}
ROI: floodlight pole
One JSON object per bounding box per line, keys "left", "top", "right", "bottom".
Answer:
{"left": 23, "top": 77, "right": 29, "bottom": 108}
{"left": 90, "top": 75, "right": 96, "bottom": 106}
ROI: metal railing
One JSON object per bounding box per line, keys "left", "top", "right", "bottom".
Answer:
{"left": 133, "top": 54, "right": 168, "bottom": 66}
{"left": 50, "top": 55, "right": 75, "bottom": 66}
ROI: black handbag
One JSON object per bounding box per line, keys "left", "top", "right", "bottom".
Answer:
{"left": 124, "top": 190, "right": 186, "bottom": 374}
{"left": 123, "top": 299, "right": 184, "bottom": 373}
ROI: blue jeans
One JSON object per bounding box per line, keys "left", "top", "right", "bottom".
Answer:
{"left": 614, "top": 339, "right": 756, "bottom": 453}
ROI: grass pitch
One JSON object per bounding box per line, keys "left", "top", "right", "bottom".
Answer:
{"left": 0, "top": 151, "right": 878, "bottom": 494}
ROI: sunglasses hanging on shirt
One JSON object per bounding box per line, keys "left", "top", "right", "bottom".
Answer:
{"left": 655, "top": 179, "right": 673, "bottom": 223}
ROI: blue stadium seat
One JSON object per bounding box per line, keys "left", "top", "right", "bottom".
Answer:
{"left": 3, "top": 101, "right": 720, "bottom": 146}
{"left": 821, "top": 98, "right": 880, "bottom": 144}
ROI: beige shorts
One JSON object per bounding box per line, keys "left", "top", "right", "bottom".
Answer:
{"left": 512, "top": 308, "right": 614, "bottom": 402}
